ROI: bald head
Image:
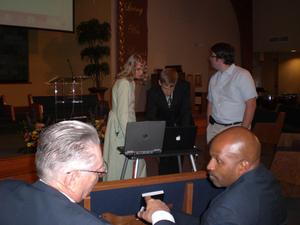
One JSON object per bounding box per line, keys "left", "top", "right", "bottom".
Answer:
{"left": 207, "top": 127, "right": 261, "bottom": 187}
{"left": 212, "top": 127, "right": 261, "bottom": 166}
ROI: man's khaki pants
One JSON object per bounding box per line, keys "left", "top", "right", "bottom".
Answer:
{"left": 206, "top": 123, "right": 241, "bottom": 144}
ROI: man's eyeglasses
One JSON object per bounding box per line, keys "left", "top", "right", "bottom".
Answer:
{"left": 73, "top": 169, "right": 107, "bottom": 177}
{"left": 210, "top": 55, "right": 217, "bottom": 58}
{"left": 66, "top": 162, "right": 108, "bottom": 178}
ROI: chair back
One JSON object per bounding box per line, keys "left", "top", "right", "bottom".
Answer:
{"left": 271, "top": 151, "right": 300, "bottom": 197}
{"left": 252, "top": 112, "right": 285, "bottom": 145}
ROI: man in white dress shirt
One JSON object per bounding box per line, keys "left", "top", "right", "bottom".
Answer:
{"left": 206, "top": 42, "right": 257, "bottom": 143}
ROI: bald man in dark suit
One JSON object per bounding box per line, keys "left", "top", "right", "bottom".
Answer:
{"left": 138, "top": 127, "right": 287, "bottom": 225}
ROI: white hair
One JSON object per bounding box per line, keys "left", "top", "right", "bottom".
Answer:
{"left": 35, "top": 120, "right": 100, "bottom": 181}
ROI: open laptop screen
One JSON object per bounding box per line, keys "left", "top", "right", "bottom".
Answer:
{"left": 162, "top": 126, "right": 197, "bottom": 153}
{"left": 123, "top": 121, "right": 166, "bottom": 156}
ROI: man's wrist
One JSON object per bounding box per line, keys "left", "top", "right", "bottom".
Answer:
{"left": 241, "top": 123, "right": 250, "bottom": 129}
{"left": 152, "top": 210, "right": 175, "bottom": 224}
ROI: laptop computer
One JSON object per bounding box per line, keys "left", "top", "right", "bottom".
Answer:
{"left": 120, "top": 121, "right": 166, "bottom": 156}
{"left": 162, "top": 126, "right": 197, "bottom": 153}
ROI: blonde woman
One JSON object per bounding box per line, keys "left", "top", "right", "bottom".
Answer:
{"left": 103, "top": 54, "right": 147, "bottom": 181}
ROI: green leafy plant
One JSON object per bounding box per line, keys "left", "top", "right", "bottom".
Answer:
{"left": 76, "top": 18, "right": 111, "bottom": 89}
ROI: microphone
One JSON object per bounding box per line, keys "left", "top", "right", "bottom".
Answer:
{"left": 67, "top": 58, "right": 75, "bottom": 80}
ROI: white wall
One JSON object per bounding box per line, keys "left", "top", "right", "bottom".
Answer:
{"left": 148, "top": 0, "right": 240, "bottom": 90}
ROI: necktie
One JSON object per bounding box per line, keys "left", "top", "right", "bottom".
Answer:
{"left": 167, "top": 96, "right": 172, "bottom": 108}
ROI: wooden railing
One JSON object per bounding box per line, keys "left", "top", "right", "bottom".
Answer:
{"left": 0, "top": 153, "right": 37, "bottom": 183}
{"left": 92, "top": 171, "right": 207, "bottom": 192}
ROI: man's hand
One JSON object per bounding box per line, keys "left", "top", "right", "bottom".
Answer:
{"left": 137, "top": 196, "right": 170, "bottom": 223}
{"left": 242, "top": 97, "right": 256, "bottom": 128}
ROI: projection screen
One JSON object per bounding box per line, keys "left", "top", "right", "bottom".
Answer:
{"left": 0, "top": 0, "right": 73, "bottom": 32}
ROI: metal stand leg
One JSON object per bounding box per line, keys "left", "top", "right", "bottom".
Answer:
{"left": 120, "top": 157, "right": 129, "bottom": 180}
{"left": 177, "top": 155, "right": 182, "bottom": 173}
{"left": 133, "top": 159, "right": 139, "bottom": 178}
{"left": 189, "top": 154, "right": 197, "bottom": 172}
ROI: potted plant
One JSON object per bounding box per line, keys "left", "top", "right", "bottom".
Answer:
{"left": 76, "top": 18, "right": 111, "bottom": 98}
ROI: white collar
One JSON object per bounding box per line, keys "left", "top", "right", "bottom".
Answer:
{"left": 222, "top": 63, "right": 235, "bottom": 75}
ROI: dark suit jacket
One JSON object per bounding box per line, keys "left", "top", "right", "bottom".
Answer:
{"left": 146, "top": 79, "right": 194, "bottom": 127}
{"left": 0, "top": 180, "right": 110, "bottom": 225}
{"left": 200, "top": 165, "right": 287, "bottom": 225}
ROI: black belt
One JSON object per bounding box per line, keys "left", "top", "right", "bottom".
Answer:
{"left": 209, "top": 116, "right": 241, "bottom": 127}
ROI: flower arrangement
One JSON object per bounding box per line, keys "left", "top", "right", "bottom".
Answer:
{"left": 89, "top": 104, "right": 108, "bottom": 144}
{"left": 23, "top": 122, "right": 45, "bottom": 150}
{"left": 19, "top": 105, "right": 107, "bottom": 153}
{"left": 19, "top": 108, "right": 48, "bottom": 153}
{"left": 91, "top": 118, "right": 106, "bottom": 143}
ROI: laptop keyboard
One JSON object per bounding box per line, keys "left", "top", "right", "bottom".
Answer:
{"left": 126, "top": 148, "right": 162, "bottom": 156}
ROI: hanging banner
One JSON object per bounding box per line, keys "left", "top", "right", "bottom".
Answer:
{"left": 117, "top": 0, "right": 147, "bottom": 72}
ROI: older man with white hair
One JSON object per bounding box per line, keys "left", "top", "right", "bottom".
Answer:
{"left": 0, "top": 120, "right": 110, "bottom": 225}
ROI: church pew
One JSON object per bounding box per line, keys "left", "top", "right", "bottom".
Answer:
{"left": 84, "top": 171, "right": 222, "bottom": 219}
